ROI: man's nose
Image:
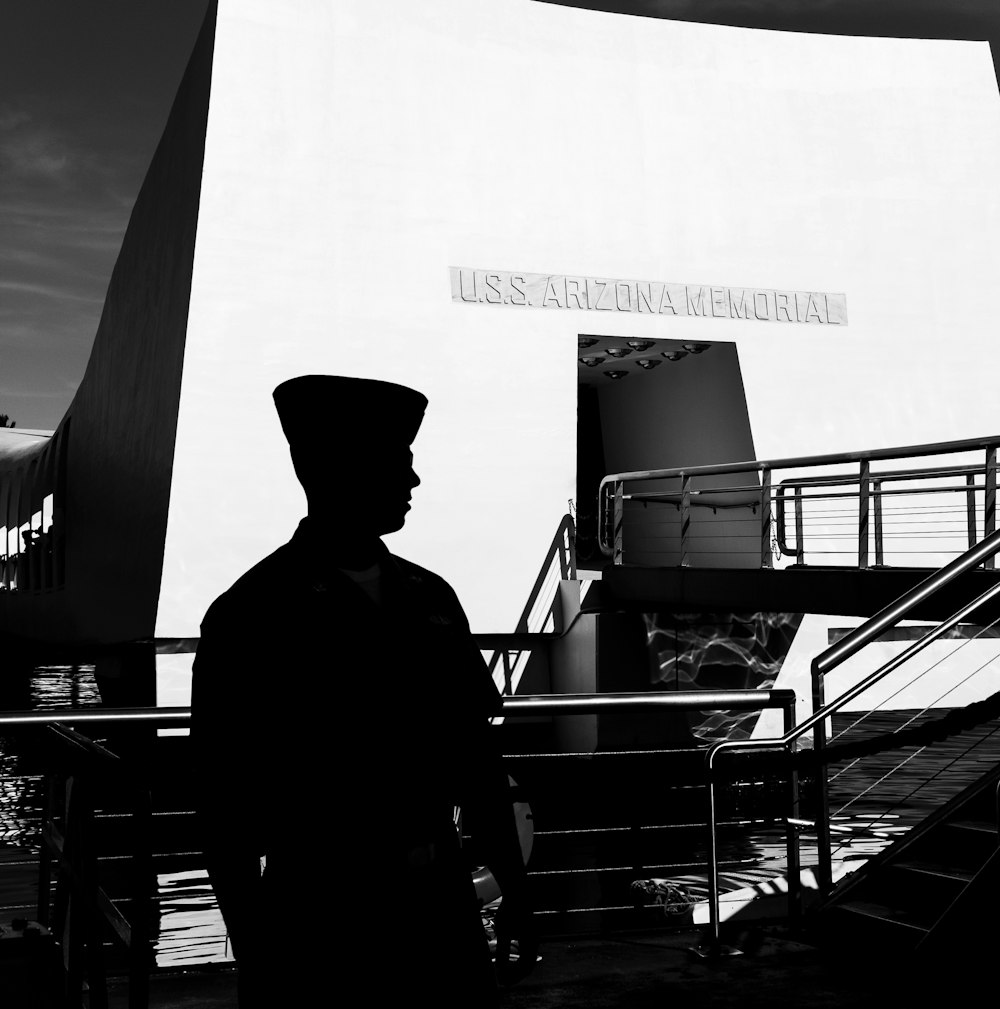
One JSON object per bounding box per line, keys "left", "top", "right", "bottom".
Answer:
{"left": 409, "top": 468, "right": 421, "bottom": 489}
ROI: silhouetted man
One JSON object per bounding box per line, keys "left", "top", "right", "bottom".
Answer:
{"left": 192, "top": 375, "right": 535, "bottom": 1007}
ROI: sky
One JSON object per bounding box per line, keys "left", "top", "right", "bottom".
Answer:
{"left": 0, "top": 1, "right": 210, "bottom": 431}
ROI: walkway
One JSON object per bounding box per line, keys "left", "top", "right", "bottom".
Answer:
{"left": 90, "top": 925, "right": 954, "bottom": 1008}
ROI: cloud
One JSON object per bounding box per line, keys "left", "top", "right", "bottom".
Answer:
{"left": 0, "top": 126, "right": 73, "bottom": 181}
{"left": 0, "top": 108, "right": 31, "bottom": 131}
{"left": 0, "top": 105, "right": 109, "bottom": 187}
{"left": 0, "top": 279, "right": 104, "bottom": 304}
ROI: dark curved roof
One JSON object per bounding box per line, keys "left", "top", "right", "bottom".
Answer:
{"left": 547, "top": 1, "right": 1000, "bottom": 41}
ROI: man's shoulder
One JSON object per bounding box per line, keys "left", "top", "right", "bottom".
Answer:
{"left": 389, "top": 553, "right": 474, "bottom": 627}
{"left": 202, "top": 541, "right": 300, "bottom": 625}
{"left": 390, "top": 554, "right": 462, "bottom": 601}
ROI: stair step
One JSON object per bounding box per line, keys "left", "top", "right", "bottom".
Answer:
{"left": 947, "top": 819, "right": 997, "bottom": 835}
{"left": 893, "top": 860, "right": 975, "bottom": 884}
{"left": 835, "top": 900, "right": 930, "bottom": 934}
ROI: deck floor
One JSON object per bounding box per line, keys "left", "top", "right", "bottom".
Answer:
{"left": 83, "top": 926, "right": 950, "bottom": 1009}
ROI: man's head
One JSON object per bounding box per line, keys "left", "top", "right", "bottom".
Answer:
{"left": 273, "top": 375, "right": 427, "bottom": 536}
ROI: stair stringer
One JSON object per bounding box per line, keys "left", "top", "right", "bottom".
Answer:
{"left": 807, "top": 762, "right": 1000, "bottom": 951}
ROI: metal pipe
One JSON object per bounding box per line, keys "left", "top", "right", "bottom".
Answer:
{"left": 599, "top": 433, "right": 1000, "bottom": 491}
{"left": 599, "top": 436, "right": 1000, "bottom": 557}
{"left": 814, "top": 526, "right": 1000, "bottom": 677}
{"left": 985, "top": 447, "right": 996, "bottom": 570}
{"left": 760, "top": 469, "right": 772, "bottom": 568}
{"left": 801, "top": 579, "right": 1000, "bottom": 742}
{"left": 794, "top": 486, "right": 804, "bottom": 565}
{"left": 501, "top": 690, "right": 796, "bottom": 716}
{"left": 858, "top": 460, "right": 870, "bottom": 569}
{"left": 0, "top": 691, "right": 797, "bottom": 730}
{"left": 778, "top": 463, "right": 985, "bottom": 490}
{"left": 0, "top": 706, "right": 191, "bottom": 728}
{"left": 874, "top": 480, "right": 884, "bottom": 567}
{"left": 782, "top": 697, "right": 801, "bottom": 930}
{"left": 967, "top": 473, "right": 978, "bottom": 550}
{"left": 706, "top": 768, "right": 720, "bottom": 945}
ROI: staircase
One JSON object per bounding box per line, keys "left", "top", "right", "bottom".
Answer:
{"left": 810, "top": 763, "right": 1000, "bottom": 954}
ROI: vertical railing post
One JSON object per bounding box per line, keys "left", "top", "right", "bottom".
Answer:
{"left": 760, "top": 468, "right": 772, "bottom": 568}
{"left": 985, "top": 448, "right": 996, "bottom": 570}
{"left": 858, "top": 460, "right": 870, "bottom": 569}
{"left": 811, "top": 657, "right": 833, "bottom": 892}
{"left": 783, "top": 697, "right": 801, "bottom": 931}
{"left": 794, "top": 486, "right": 804, "bottom": 565}
{"left": 680, "top": 474, "right": 691, "bottom": 568}
{"left": 129, "top": 784, "right": 153, "bottom": 1009}
{"left": 613, "top": 482, "right": 624, "bottom": 565}
{"left": 873, "top": 479, "right": 884, "bottom": 566}
{"left": 967, "top": 473, "right": 978, "bottom": 551}
{"left": 705, "top": 757, "right": 721, "bottom": 947}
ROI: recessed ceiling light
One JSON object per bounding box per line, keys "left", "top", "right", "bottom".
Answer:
{"left": 627, "top": 340, "right": 654, "bottom": 351}
{"left": 683, "top": 343, "right": 709, "bottom": 354}
{"left": 578, "top": 337, "right": 599, "bottom": 349}
{"left": 604, "top": 370, "right": 628, "bottom": 379}
{"left": 636, "top": 359, "right": 662, "bottom": 369}
{"left": 661, "top": 350, "right": 688, "bottom": 362}
{"left": 580, "top": 356, "right": 605, "bottom": 367}
{"left": 605, "top": 347, "right": 632, "bottom": 358}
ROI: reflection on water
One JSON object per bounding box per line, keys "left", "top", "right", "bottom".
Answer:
{"left": 30, "top": 664, "right": 102, "bottom": 710}
{"left": 0, "top": 665, "right": 101, "bottom": 846}
{"left": 157, "top": 869, "right": 230, "bottom": 966}
{"left": 0, "top": 665, "right": 230, "bottom": 967}
{"left": 3, "top": 670, "right": 1000, "bottom": 965}
{"left": 643, "top": 612, "right": 804, "bottom": 742}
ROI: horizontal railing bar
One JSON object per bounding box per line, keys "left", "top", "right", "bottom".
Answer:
{"left": 624, "top": 495, "right": 757, "bottom": 508}
{"left": 814, "top": 528, "right": 1000, "bottom": 677}
{"left": 704, "top": 575, "right": 1000, "bottom": 769}
{"left": 629, "top": 483, "right": 987, "bottom": 507}
{"left": 503, "top": 748, "right": 707, "bottom": 759}
{"left": 798, "top": 583, "right": 1000, "bottom": 741}
{"left": 500, "top": 690, "right": 796, "bottom": 716}
{"left": 776, "top": 484, "right": 986, "bottom": 501}
{"left": 600, "top": 433, "right": 1000, "bottom": 488}
{"left": 0, "top": 690, "right": 796, "bottom": 732}
{"left": 0, "top": 707, "right": 191, "bottom": 728}
{"left": 778, "top": 464, "right": 984, "bottom": 488}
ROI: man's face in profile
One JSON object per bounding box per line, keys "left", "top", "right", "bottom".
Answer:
{"left": 364, "top": 446, "right": 420, "bottom": 534}
{"left": 298, "top": 442, "right": 420, "bottom": 536}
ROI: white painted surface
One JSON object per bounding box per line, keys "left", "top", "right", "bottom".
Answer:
{"left": 156, "top": 0, "right": 1000, "bottom": 637}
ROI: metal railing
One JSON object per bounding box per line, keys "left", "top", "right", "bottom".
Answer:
{"left": 598, "top": 435, "right": 1000, "bottom": 570}
{"left": 701, "top": 525, "right": 1000, "bottom": 949}
{"left": 1, "top": 688, "right": 796, "bottom": 965}
{"left": 483, "top": 513, "right": 577, "bottom": 695}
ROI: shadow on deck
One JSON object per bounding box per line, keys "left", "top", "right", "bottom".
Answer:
{"left": 65, "top": 924, "right": 966, "bottom": 1009}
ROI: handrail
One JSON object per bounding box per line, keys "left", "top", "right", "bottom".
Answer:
{"left": 600, "top": 434, "right": 1000, "bottom": 489}
{"left": 598, "top": 434, "right": 1000, "bottom": 567}
{"left": 0, "top": 706, "right": 192, "bottom": 729}
{"left": 700, "top": 524, "right": 1000, "bottom": 950}
{"left": 0, "top": 689, "right": 795, "bottom": 729}
{"left": 813, "top": 527, "right": 1000, "bottom": 678}
{"left": 485, "top": 513, "right": 576, "bottom": 694}
{"left": 5, "top": 690, "right": 797, "bottom": 951}
{"left": 777, "top": 463, "right": 983, "bottom": 490}
{"left": 500, "top": 689, "right": 795, "bottom": 716}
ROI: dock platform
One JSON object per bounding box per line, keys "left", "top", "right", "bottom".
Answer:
{"left": 82, "top": 925, "right": 951, "bottom": 1008}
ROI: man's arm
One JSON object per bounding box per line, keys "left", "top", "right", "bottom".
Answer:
{"left": 460, "top": 718, "right": 539, "bottom": 984}
{"left": 191, "top": 601, "right": 265, "bottom": 959}
{"left": 428, "top": 567, "right": 540, "bottom": 982}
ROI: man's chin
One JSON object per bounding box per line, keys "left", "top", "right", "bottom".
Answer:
{"left": 374, "top": 511, "right": 409, "bottom": 535}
